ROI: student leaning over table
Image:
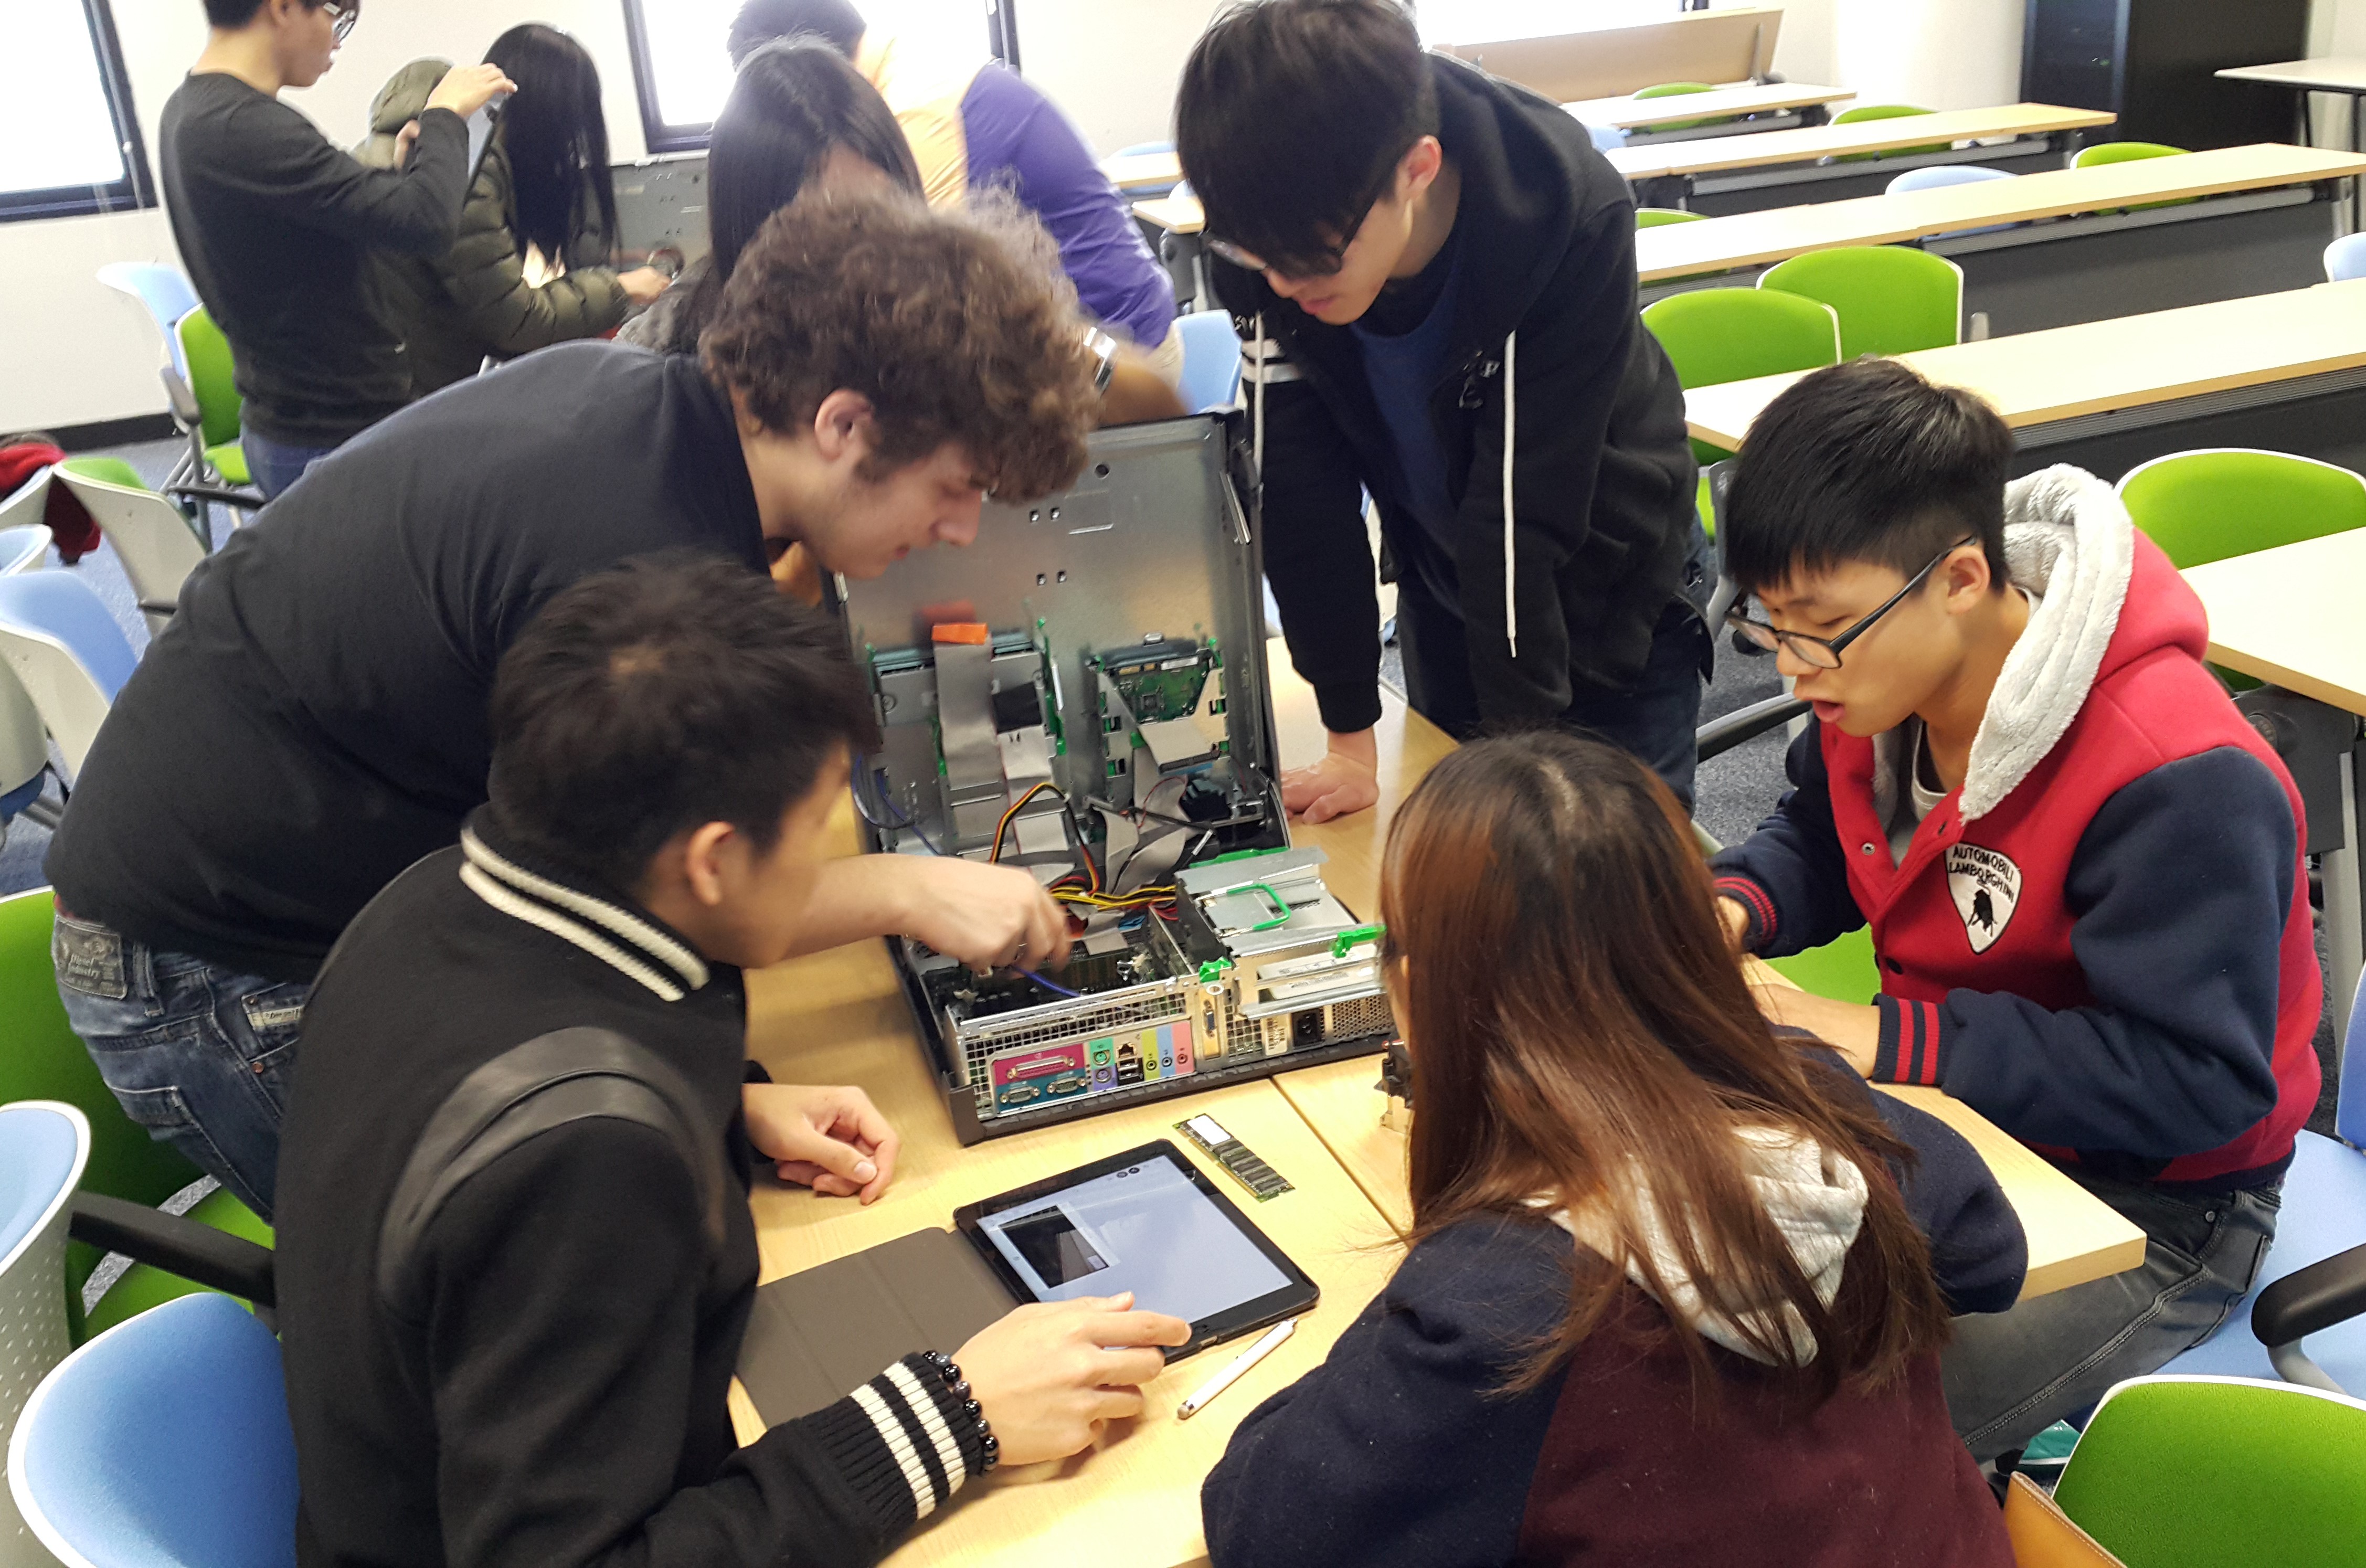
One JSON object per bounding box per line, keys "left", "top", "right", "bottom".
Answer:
{"left": 45, "top": 193, "right": 1094, "bottom": 1224}
{"left": 276, "top": 556, "right": 1192, "bottom": 1568}
{"left": 1706, "top": 359, "right": 2320, "bottom": 1465}
{"left": 1200, "top": 734, "right": 2025, "bottom": 1568}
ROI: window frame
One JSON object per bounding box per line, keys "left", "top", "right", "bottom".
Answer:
{"left": 619, "top": 0, "right": 1018, "bottom": 156}
{"left": 2, "top": 0, "right": 157, "bottom": 225}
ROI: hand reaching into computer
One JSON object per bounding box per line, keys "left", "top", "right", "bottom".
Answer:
{"left": 957, "top": 1293, "right": 1193, "bottom": 1465}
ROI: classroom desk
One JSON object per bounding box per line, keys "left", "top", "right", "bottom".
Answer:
{"left": 1610, "top": 102, "right": 2115, "bottom": 217}
{"left": 2183, "top": 531, "right": 2366, "bottom": 1046}
{"left": 1103, "top": 149, "right": 1182, "bottom": 194}
{"left": 1683, "top": 279, "right": 2366, "bottom": 480}
{"left": 2217, "top": 58, "right": 2366, "bottom": 153}
{"left": 1636, "top": 143, "right": 2366, "bottom": 336}
{"left": 1564, "top": 81, "right": 1852, "bottom": 146}
{"left": 1435, "top": 8, "right": 1781, "bottom": 105}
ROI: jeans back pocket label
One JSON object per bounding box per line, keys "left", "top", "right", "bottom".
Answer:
{"left": 52, "top": 920, "right": 128, "bottom": 1000}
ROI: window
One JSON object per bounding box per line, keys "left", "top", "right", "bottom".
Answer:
{"left": 1416, "top": 1, "right": 1682, "bottom": 45}
{"left": 622, "top": 0, "right": 1012, "bottom": 156}
{"left": 0, "top": 0, "right": 154, "bottom": 223}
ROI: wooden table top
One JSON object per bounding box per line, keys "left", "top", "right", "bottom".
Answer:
{"left": 1633, "top": 142, "right": 2366, "bottom": 284}
{"left": 2183, "top": 528, "right": 2366, "bottom": 716}
{"left": 1682, "top": 278, "right": 2366, "bottom": 450}
{"left": 1563, "top": 81, "right": 1853, "bottom": 133}
{"left": 2217, "top": 56, "right": 2366, "bottom": 93}
{"left": 1131, "top": 192, "right": 1205, "bottom": 237}
{"left": 1103, "top": 149, "right": 1181, "bottom": 192}
{"left": 1607, "top": 102, "right": 2114, "bottom": 183}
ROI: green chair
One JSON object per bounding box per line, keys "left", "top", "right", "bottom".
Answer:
{"left": 1759, "top": 246, "right": 1964, "bottom": 358}
{"left": 1765, "top": 924, "right": 1881, "bottom": 1004}
{"left": 0, "top": 889, "right": 270, "bottom": 1340}
{"left": 1632, "top": 80, "right": 1729, "bottom": 133}
{"left": 1642, "top": 286, "right": 1843, "bottom": 470}
{"left": 2052, "top": 1376, "right": 2366, "bottom": 1568}
{"left": 1831, "top": 103, "right": 1945, "bottom": 160}
{"left": 2074, "top": 141, "right": 2191, "bottom": 213}
{"left": 1636, "top": 207, "right": 1707, "bottom": 228}
{"left": 172, "top": 308, "right": 252, "bottom": 491}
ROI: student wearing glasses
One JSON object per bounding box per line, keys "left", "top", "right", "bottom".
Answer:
{"left": 162, "top": 0, "right": 514, "bottom": 496}
{"left": 1174, "top": 0, "right": 1710, "bottom": 822}
{"left": 1708, "top": 359, "right": 2321, "bottom": 1467}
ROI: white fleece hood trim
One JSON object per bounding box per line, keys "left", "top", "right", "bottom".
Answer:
{"left": 1547, "top": 1127, "right": 1869, "bottom": 1365}
{"left": 1501, "top": 330, "right": 1519, "bottom": 658}
{"left": 1954, "top": 464, "right": 2135, "bottom": 822}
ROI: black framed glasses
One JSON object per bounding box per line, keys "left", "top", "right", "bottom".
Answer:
{"left": 321, "top": 0, "right": 360, "bottom": 43}
{"left": 1726, "top": 536, "right": 1978, "bottom": 670}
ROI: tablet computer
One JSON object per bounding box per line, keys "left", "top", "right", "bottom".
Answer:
{"left": 464, "top": 92, "right": 510, "bottom": 183}
{"left": 954, "top": 1140, "right": 1318, "bottom": 1361}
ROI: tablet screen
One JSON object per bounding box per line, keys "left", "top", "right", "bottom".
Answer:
{"left": 969, "top": 1149, "right": 1296, "bottom": 1328}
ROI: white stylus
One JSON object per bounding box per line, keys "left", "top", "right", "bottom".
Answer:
{"left": 1176, "top": 1318, "right": 1296, "bottom": 1419}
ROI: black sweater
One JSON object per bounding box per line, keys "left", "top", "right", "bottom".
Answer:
{"left": 160, "top": 71, "right": 472, "bottom": 444}
{"left": 1202, "top": 1054, "right": 2027, "bottom": 1568}
{"left": 46, "top": 343, "right": 766, "bottom": 982}
{"left": 275, "top": 810, "right": 974, "bottom": 1568}
{"left": 1216, "top": 54, "right": 1699, "bottom": 736}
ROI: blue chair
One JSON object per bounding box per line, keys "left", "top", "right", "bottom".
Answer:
{"left": 10, "top": 1292, "right": 297, "bottom": 1568}
{"left": 1176, "top": 310, "right": 1244, "bottom": 414}
{"left": 1588, "top": 122, "right": 1625, "bottom": 153}
{"left": 2153, "top": 963, "right": 2366, "bottom": 1393}
{"left": 1110, "top": 140, "right": 1173, "bottom": 159}
{"left": 2327, "top": 232, "right": 2366, "bottom": 282}
{"left": 0, "top": 572, "right": 139, "bottom": 784}
{"left": 0, "top": 1101, "right": 92, "bottom": 1549}
{"left": 96, "top": 263, "right": 199, "bottom": 379}
{"left": 1885, "top": 164, "right": 2017, "bottom": 195}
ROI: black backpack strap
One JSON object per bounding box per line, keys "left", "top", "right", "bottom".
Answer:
{"left": 376, "top": 1026, "right": 727, "bottom": 1322}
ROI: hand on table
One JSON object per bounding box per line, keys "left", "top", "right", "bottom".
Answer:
{"left": 1281, "top": 729, "right": 1379, "bottom": 824}
{"left": 743, "top": 1082, "right": 898, "bottom": 1202}
{"left": 1749, "top": 978, "right": 1882, "bottom": 1077}
{"left": 957, "top": 1292, "right": 1193, "bottom": 1465}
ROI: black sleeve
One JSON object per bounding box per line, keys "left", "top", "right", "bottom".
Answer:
{"left": 1707, "top": 717, "right": 1864, "bottom": 956}
{"left": 1796, "top": 1041, "right": 2028, "bottom": 1315}
{"left": 422, "top": 1121, "right": 967, "bottom": 1568}
{"left": 1881, "top": 749, "right": 2294, "bottom": 1161}
{"left": 221, "top": 94, "right": 471, "bottom": 255}
{"left": 1223, "top": 298, "right": 1386, "bottom": 736}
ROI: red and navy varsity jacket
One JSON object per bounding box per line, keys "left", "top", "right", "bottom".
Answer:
{"left": 1714, "top": 486, "right": 2320, "bottom": 1190}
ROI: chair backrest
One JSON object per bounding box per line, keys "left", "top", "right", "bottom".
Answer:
{"left": 1887, "top": 163, "right": 2017, "bottom": 195}
{"left": 2116, "top": 449, "right": 2366, "bottom": 571}
{"left": 53, "top": 464, "right": 208, "bottom": 635}
{"left": 1642, "top": 287, "right": 1843, "bottom": 389}
{"left": 1759, "top": 245, "right": 1964, "bottom": 358}
{"left": 0, "top": 891, "right": 208, "bottom": 1318}
{"left": 2054, "top": 1375, "right": 2366, "bottom": 1568}
{"left": 10, "top": 1292, "right": 298, "bottom": 1568}
{"left": 0, "top": 471, "right": 49, "bottom": 541}
{"left": 1833, "top": 102, "right": 1934, "bottom": 124}
{"left": 2327, "top": 231, "right": 2366, "bottom": 282}
{"left": 2074, "top": 140, "right": 2188, "bottom": 167}
{"left": 0, "top": 1101, "right": 90, "bottom": 1563}
{"left": 1636, "top": 206, "right": 1707, "bottom": 228}
{"left": 174, "top": 309, "right": 243, "bottom": 450}
{"left": 1587, "top": 122, "right": 1625, "bottom": 153}
{"left": 0, "top": 573, "right": 139, "bottom": 780}
{"left": 94, "top": 265, "right": 198, "bottom": 378}
{"left": 0, "top": 530, "right": 48, "bottom": 579}
{"left": 1632, "top": 80, "right": 1713, "bottom": 99}
{"left": 1174, "top": 310, "right": 1244, "bottom": 415}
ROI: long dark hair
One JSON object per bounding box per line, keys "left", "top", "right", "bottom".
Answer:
{"left": 1381, "top": 733, "right": 1953, "bottom": 1405}
{"left": 483, "top": 24, "right": 617, "bottom": 264}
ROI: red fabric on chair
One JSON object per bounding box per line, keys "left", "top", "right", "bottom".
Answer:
{"left": 0, "top": 443, "right": 101, "bottom": 564}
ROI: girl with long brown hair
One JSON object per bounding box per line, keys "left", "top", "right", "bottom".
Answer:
{"left": 1202, "top": 733, "right": 2025, "bottom": 1567}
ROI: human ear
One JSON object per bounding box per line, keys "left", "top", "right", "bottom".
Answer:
{"left": 1940, "top": 545, "right": 1994, "bottom": 613}
{"left": 682, "top": 821, "right": 739, "bottom": 908}
{"left": 1399, "top": 135, "right": 1444, "bottom": 198}
{"left": 810, "top": 389, "right": 876, "bottom": 464}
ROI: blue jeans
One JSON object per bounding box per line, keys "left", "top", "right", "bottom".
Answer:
{"left": 240, "top": 430, "right": 340, "bottom": 501}
{"left": 1939, "top": 1168, "right": 2281, "bottom": 1463}
{"left": 51, "top": 908, "right": 306, "bottom": 1221}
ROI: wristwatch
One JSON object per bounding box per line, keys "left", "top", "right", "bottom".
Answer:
{"left": 1085, "top": 327, "right": 1119, "bottom": 395}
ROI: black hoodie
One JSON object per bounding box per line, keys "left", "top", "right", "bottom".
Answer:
{"left": 1214, "top": 54, "right": 1699, "bottom": 736}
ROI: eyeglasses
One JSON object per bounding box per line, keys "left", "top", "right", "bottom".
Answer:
{"left": 321, "top": 0, "right": 359, "bottom": 43}
{"left": 1205, "top": 230, "right": 1351, "bottom": 279}
{"left": 1725, "top": 536, "right": 1978, "bottom": 670}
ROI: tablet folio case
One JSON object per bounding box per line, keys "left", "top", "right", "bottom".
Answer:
{"left": 736, "top": 1228, "right": 1018, "bottom": 1424}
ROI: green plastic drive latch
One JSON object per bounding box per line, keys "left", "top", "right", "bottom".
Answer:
{"left": 1331, "top": 924, "right": 1385, "bottom": 960}
{"left": 1197, "top": 957, "right": 1235, "bottom": 985}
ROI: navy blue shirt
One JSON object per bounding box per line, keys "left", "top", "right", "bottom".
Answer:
{"left": 1353, "top": 230, "right": 1463, "bottom": 567}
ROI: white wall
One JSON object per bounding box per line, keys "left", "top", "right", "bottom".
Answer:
{"left": 1829, "top": 0, "right": 2020, "bottom": 112}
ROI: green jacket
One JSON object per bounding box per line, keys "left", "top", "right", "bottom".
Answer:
{"left": 358, "top": 60, "right": 628, "bottom": 397}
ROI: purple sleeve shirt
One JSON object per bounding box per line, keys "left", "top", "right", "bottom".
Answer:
{"left": 958, "top": 63, "right": 1175, "bottom": 349}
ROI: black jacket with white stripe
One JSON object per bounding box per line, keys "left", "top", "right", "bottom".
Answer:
{"left": 275, "top": 808, "right": 973, "bottom": 1568}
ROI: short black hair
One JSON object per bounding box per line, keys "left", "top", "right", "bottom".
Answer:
{"left": 487, "top": 553, "right": 879, "bottom": 896}
{"left": 1723, "top": 358, "right": 2014, "bottom": 595}
{"left": 1176, "top": 0, "right": 1437, "bottom": 276}
{"left": 728, "top": 0, "right": 865, "bottom": 65}
{"left": 207, "top": 0, "right": 325, "bottom": 28}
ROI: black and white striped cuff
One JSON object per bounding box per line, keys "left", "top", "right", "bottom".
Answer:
{"left": 806, "top": 1354, "right": 982, "bottom": 1533}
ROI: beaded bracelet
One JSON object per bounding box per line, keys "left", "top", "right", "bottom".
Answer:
{"left": 924, "top": 1349, "right": 1000, "bottom": 1472}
